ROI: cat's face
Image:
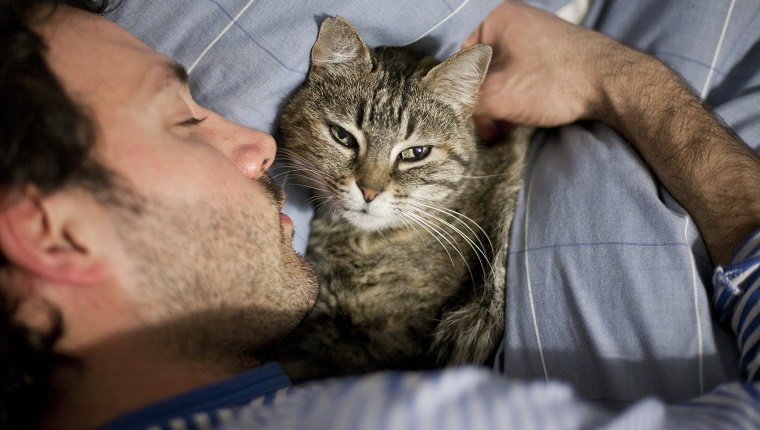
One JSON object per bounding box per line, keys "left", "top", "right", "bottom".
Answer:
{"left": 279, "top": 17, "right": 491, "bottom": 232}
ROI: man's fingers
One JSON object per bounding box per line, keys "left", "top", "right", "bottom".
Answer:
{"left": 473, "top": 115, "right": 500, "bottom": 142}
{"left": 476, "top": 68, "right": 512, "bottom": 112}
{"left": 461, "top": 24, "right": 483, "bottom": 49}
{"left": 461, "top": 24, "right": 490, "bottom": 49}
{"left": 474, "top": 94, "right": 502, "bottom": 123}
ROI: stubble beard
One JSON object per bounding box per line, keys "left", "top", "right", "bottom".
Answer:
{"left": 102, "top": 179, "right": 318, "bottom": 371}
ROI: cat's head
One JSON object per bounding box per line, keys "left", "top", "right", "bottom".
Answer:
{"left": 279, "top": 16, "right": 491, "bottom": 232}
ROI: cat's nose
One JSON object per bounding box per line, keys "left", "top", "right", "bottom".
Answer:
{"left": 360, "top": 186, "right": 381, "bottom": 203}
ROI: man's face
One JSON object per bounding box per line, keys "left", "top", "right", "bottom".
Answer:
{"left": 37, "top": 7, "right": 318, "bottom": 361}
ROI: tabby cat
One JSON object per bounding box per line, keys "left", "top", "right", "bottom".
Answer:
{"left": 270, "top": 17, "right": 530, "bottom": 381}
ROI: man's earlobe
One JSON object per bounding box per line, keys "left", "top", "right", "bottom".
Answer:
{"left": 0, "top": 187, "right": 107, "bottom": 286}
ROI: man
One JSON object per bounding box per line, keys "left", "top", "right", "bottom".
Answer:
{"left": 0, "top": 1, "right": 758, "bottom": 430}
{"left": 0, "top": 1, "right": 318, "bottom": 428}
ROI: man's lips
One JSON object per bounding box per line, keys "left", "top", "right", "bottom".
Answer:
{"left": 280, "top": 211, "right": 295, "bottom": 241}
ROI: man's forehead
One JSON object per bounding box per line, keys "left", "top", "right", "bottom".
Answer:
{"left": 39, "top": 7, "right": 186, "bottom": 105}
{"left": 40, "top": 5, "right": 137, "bottom": 49}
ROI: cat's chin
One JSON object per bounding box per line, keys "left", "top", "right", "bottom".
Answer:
{"left": 340, "top": 210, "right": 399, "bottom": 233}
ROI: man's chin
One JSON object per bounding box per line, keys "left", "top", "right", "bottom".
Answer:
{"left": 281, "top": 238, "right": 319, "bottom": 304}
{"left": 294, "top": 254, "right": 319, "bottom": 309}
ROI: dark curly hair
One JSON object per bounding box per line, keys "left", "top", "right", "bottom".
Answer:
{"left": 0, "top": 1, "right": 114, "bottom": 427}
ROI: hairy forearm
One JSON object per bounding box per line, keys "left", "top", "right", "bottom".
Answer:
{"left": 467, "top": 2, "right": 760, "bottom": 263}
{"left": 592, "top": 44, "right": 760, "bottom": 264}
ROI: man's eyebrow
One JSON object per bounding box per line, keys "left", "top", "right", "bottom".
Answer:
{"left": 142, "top": 61, "right": 191, "bottom": 100}
{"left": 168, "top": 61, "right": 189, "bottom": 86}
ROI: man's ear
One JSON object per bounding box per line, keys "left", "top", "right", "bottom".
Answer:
{"left": 0, "top": 187, "right": 107, "bottom": 286}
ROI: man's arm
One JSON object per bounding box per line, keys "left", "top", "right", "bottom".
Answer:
{"left": 464, "top": 1, "right": 760, "bottom": 265}
{"left": 593, "top": 42, "right": 760, "bottom": 266}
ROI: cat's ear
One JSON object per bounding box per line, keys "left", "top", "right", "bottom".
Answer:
{"left": 423, "top": 44, "right": 492, "bottom": 111}
{"left": 311, "top": 16, "right": 372, "bottom": 73}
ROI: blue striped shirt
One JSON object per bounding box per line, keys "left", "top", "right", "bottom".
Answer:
{"left": 714, "top": 230, "right": 760, "bottom": 382}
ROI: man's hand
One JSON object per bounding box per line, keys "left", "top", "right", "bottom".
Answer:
{"left": 466, "top": 1, "right": 760, "bottom": 265}
{"left": 462, "top": 1, "right": 610, "bottom": 135}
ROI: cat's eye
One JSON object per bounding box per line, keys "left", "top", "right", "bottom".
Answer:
{"left": 329, "top": 124, "right": 358, "bottom": 148}
{"left": 398, "top": 146, "right": 431, "bottom": 161}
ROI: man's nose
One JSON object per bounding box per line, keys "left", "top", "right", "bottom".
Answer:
{"left": 207, "top": 115, "right": 276, "bottom": 180}
{"left": 229, "top": 132, "right": 276, "bottom": 179}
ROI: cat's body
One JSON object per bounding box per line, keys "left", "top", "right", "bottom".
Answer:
{"left": 270, "top": 17, "right": 529, "bottom": 381}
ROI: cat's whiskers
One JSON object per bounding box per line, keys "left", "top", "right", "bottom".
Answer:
{"left": 406, "top": 201, "right": 491, "bottom": 275}
{"left": 312, "top": 194, "right": 338, "bottom": 213}
{"left": 396, "top": 211, "right": 457, "bottom": 269}
{"left": 281, "top": 176, "right": 338, "bottom": 203}
{"left": 404, "top": 206, "right": 480, "bottom": 279}
{"left": 305, "top": 192, "right": 331, "bottom": 207}
{"left": 279, "top": 149, "right": 341, "bottom": 181}
{"left": 270, "top": 170, "right": 292, "bottom": 181}
{"left": 392, "top": 204, "right": 426, "bottom": 242}
{"left": 277, "top": 147, "right": 320, "bottom": 163}
{"left": 273, "top": 166, "right": 320, "bottom": 181}
{"left": 278, "top": 165, "right": 344, "bottom": 198}
{"left": 263, "top": 165, "right": 341, "bottom": 213}
{"left": 292, "top": 183, "right": 330, "bottom": 195}
{"left": 274, "top": 163, "right": 332, "bottom": 186}
{"left": 272, "top": 164, "right": 325, "bottom": 185}
{"left": 280, "top": 174, "right": 332, "bottom": 194}
{"left": 399, "top": 209, "right": 475, "bottom": 283}
{"left": 459, "top": 173, "right": 511, "bottom": 179}
{"left": 411, "top": 199, "right": 495, "bottom": 256}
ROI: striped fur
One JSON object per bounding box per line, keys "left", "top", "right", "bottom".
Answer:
{"left": 270, "top": 17, "right": 530, "bottom": 380}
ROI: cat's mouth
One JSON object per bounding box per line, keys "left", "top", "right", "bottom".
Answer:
{"left": 351, "top": 207, "right": 381, "bottom": 218}
{"left": 341, "top": 207, "right": 396, "bottom": 232}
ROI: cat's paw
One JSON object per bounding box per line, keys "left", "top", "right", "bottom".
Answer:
{"left": 431, "top": 300, "right": 504, "bottom": 365}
